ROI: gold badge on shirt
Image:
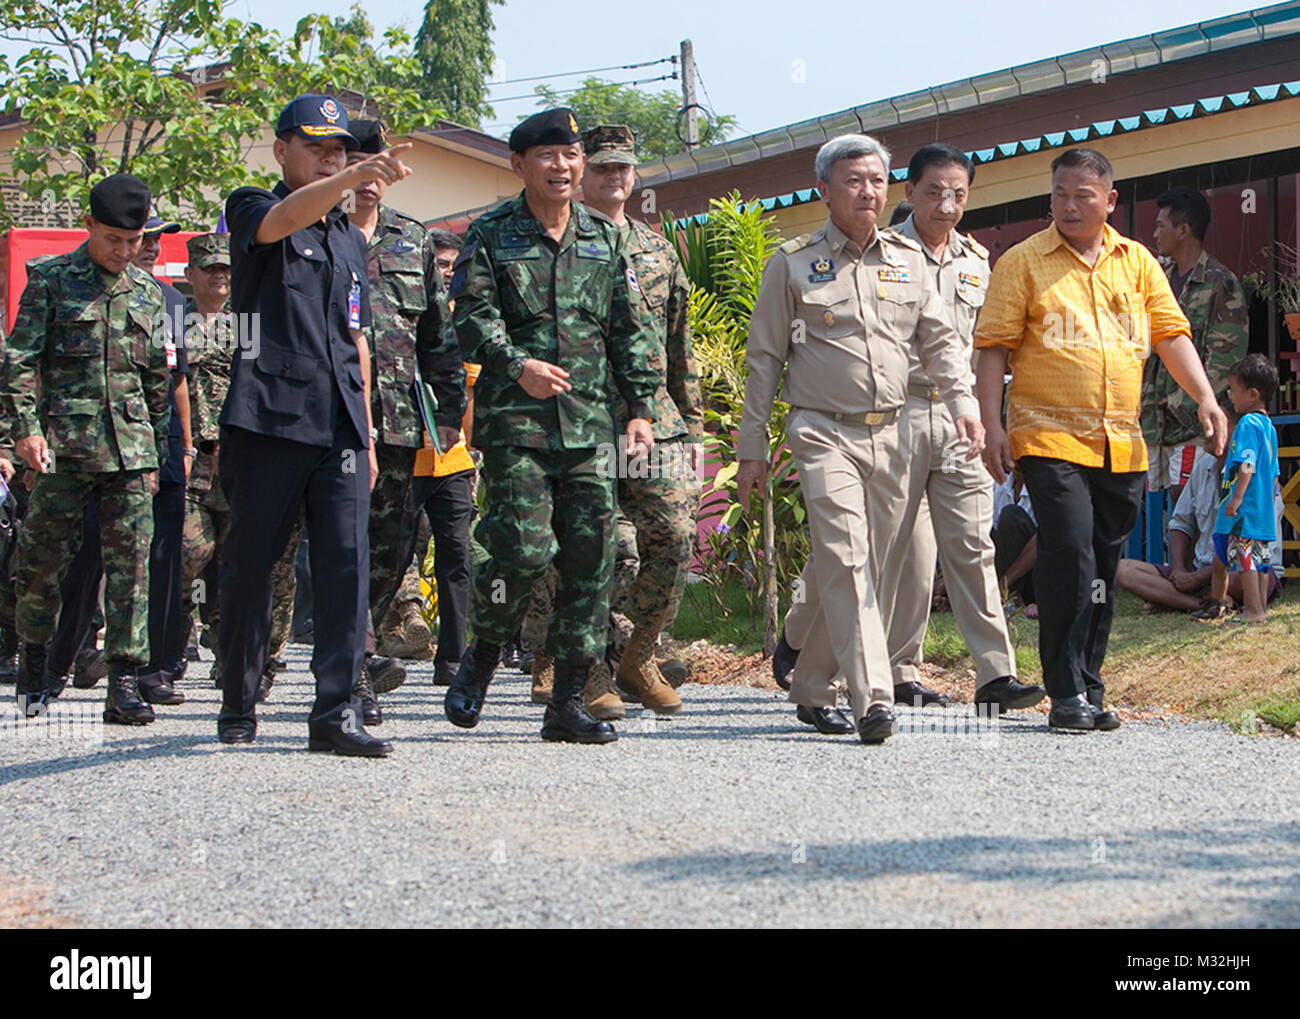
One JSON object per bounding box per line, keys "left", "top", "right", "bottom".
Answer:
{"left": 823, "top": 309, "right": 835, "bottom": 326}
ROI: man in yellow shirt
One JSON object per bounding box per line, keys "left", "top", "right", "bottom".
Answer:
{"left": 974, "top": 148, "right": 1226, "bottom": 732}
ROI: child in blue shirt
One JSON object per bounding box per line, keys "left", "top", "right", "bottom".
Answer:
{"left": 1193, "top": 354, "right": 1280, "bottom": 623}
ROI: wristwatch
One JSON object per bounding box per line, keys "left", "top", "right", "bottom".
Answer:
{"left": 182, "top": 447, "right": 198, "bottom": 458}
{"left": 506, "top": 356, "right": 527, "bottom": 382}
{"left": 368, "top": 427, "right": 379, "bottom": 443}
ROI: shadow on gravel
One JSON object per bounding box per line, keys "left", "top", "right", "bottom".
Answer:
{"left": 0, "top": 733, "right": 310, "bottom": 783}
{"left": 624, "top": 820, "right": 1300, "bottom": 926}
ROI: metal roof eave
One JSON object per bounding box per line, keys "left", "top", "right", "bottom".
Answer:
{"left": 640, "top": 1, "right": 1300, "bottom": 189}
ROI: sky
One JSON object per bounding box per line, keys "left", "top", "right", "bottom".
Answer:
{"left": 1, "top": 0, "right": 1271, "bottom": 141}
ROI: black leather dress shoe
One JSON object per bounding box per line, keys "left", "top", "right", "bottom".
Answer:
{"left": 71, "top": 647, "right": 108, "bottom": 689}
{"left": 1048, "top": 695, "right": 1095, "bottom": 730}
{"left": 894, "top": 681, "right": 950, "bottom": 707}
{"left": 974, "top": 676, "right": 1046, "bottom": 713}
{"left": 308, "top": 726, "right": 392, "bottom": 757}
{"left": 218, "top": 721, "right": 256, "bottom": 744}
{"left": 445, "top": 642, "right": 500, "bottom": 728}
{"left": 772, "top": 631, "right": 798, "bottom": 691}
{"left": 138, "top": 671, "right": 186, "bottom": 706}
{"left": 257, "top": 668, "right": 274, "bottom": 703}
{"left": 1091, "top": 705, "right": 1121, "bottom": 731}
{"left": 796, "top": 704, "right": 854, "bottom": 734}
{"left": 433, "top": 659, "right": 459, "bottom": 687}
{"left": 857, "top": 704, "right": 897, "bottom": 745}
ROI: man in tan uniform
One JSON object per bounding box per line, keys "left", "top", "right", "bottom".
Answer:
{"left": 737, "top": 134, "right": 984, "bottom": 745}
{"left": 878, "top": 145, "right": 1044, "bottom": 713}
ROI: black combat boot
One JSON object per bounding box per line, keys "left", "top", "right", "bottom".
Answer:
{"left": 104, "top": 665, "right": 156, "bottom": 725}
{"left": 354, "top": 665, "right": 382, "bottom": 726}
{"left": 541, "top": 659, "right": 618, "bottom": 744}
{"left": 16, "top": 642, "right": 50, "bottom": 718}
{"left": 444, "top": 641, "right": 500, "bottom": 728}
{"left": 0, "top": 627, "right": 18, "bottom": 685}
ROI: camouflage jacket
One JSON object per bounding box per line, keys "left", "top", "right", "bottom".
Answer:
{"left": 607, "top": 219, "right": 703, "bottom": 443}
{"left": 450, "top": 192, "right": 658, "bottom": 450}
{"left": 1141, "top": 250, "right": 1248, "bottom": 447}
{"left": 183, "top": 299, "right": 235, "bottom": 492}
{"left": 366, "top": 204, "right": 466, "bottom": 447}
{"left": 2, "top": 242, "right": 171, "bottom": 473}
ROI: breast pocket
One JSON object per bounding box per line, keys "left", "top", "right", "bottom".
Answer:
{"left": 798, "top": 283, "right": 856, "bottom": 340}
{"left": 51, "top": 307, "right": 103, "bottom": 359}
{"left": 126, "top": 303, "right": 159, "bottom": 368}
{"left": 254, "top": 339, "right": 317, "bottom": 418}
{"left": 955, "top": 284, "right": 985, "bottom": 339}
{"left": 876, "top": 283, "right": 922, "bottom": 332}
{"left": 284, "top": 233, "right": 327, "bottom": 293}
{"left": 44, "top": 395, "right": 103, "bottom": 459}
{"left": 499, "top": 260, "right": 549, "bottom": 322}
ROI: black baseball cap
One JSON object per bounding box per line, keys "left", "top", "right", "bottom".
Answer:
{"left": 276, "top": 94, "right": 359, "bottom": 150}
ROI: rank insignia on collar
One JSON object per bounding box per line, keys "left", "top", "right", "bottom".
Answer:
{"left": 958, "top": 271, "right": 981, "bottom": 288}
{"left": 877, "top": 267, "right": 910, "bottom": 283}
{"left": 808, "top": 256, "right": 836, "bottom": 283}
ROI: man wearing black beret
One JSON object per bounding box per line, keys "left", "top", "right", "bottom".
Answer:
{"left": 443, "top": 108, "right": 659, "bottom": 743}
{"left": 217, "top": 94, "right": 413, "bottom": 755}
{"left": 2, "top": 173, "right": 173, "bottom": 723}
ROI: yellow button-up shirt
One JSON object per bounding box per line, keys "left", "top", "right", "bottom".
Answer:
{"left": 973, "top": 223, "right": 1190, "bottom": 472}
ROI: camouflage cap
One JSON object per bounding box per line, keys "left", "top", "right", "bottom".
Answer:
{"left": 583, "top": 125, "right": 637, "bottom": 166}
{"left": 187, "top": 232, "right": 230, "bottom": 269}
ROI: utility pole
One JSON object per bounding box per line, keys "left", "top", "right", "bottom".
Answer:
{"left": 680, "top": 39, "right": 699, "bottom": 148}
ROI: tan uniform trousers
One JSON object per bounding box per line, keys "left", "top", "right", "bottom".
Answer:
{"left": 880, "top": 392, "right": 1015, "bottom": 689}
{"left": 782, "top": 408, "right": 905, "bottom": 720}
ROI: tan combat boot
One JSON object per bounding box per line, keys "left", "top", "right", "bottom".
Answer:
{"left": 584, "top": 657, "right": 626, "bottom": 720}
{"left": 398, "top": 601, "right": 433, "bottom": 660}
{"left": 616, "top": 627, "right": 682, "bottom": 714}
{"left": 530, "top": 652, "right": 555, "bottom": 705}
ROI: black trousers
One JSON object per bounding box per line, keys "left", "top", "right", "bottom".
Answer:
{"left": 47, "top": 504, "right": 102, "bottom": 677}
{"left": 411, "top": 469, "right": 474, "bottom": 665}
{"left": 1019, "top": 453, "right": 1144, "bottom": 703}
{"left": 218, "top": 421, "right": 370, "bottom": 732}
{"left": 146, "top": 480, "right": 187, "bottom": 674}
{"left": 992, "top": 504, "right": 1037, "bottom": 605}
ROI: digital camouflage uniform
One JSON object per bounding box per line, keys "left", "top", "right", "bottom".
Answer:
{"left": 451, "top": 193, "right": 658, "bottom": 663}
{"left": 364, "top": 204, "right": 466, "bottom": 632}
{"left": 2, "top": 243, "right": 171, "bottom": 665}
{"left": 522, "top": 219, "right": 702, "bottom": 658}
{"left": 1141, "top": 250, "right": 1248, "bottom": 450}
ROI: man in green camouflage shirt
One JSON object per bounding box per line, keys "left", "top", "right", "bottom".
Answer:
{"left": 2, "top": 175, "right": 172, "bottom": 722}
{"left": 344, "top": 120, "right": 466, "bottom": 722}
{"left": 521, "top": 124, "right": 703, "bottom": 721}
{"left": 1143, "top": 187, "right": 1248, "bottom": 499}
{"left": 444, "top": 108, "right": 659, "bottom": 745}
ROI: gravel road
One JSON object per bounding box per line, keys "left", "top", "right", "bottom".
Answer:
{"left": 2, "top": 644, "right": 1297, "bottom": 928}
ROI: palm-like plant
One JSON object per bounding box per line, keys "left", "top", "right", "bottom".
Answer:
{"left": 663, "top": 193, "right": 801, "bottom": 651}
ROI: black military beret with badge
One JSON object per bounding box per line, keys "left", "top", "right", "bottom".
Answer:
{"left": 89, "top": 174, "right": 152, "bottom": 231}
{"left": 509, "top": 108, "right": 582, "bottom": 153}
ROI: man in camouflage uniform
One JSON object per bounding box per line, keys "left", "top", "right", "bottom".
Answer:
{"left": 1143, "top": 187, "right": 1248, "bottom": 499}
{"left": 1, "top": 175, "right": 172, "bottom": 722}
{"left": 523, "top": 124, "right": 703, "bottom": 720}
{"left": 344, "top": 120, "right": 465, "bottom": 722}
{"left": 444, "top": 108, "right": 659, "bottom": 744}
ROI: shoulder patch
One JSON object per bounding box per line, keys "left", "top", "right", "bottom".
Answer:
{"left": 962, "top": 233, "right": 989, "bottom": 259}
{"left": 780, "top": 233, "right": 814, "bottom": 254}
{"left": 881, "top": 230, "right": 922, "bottom": 253}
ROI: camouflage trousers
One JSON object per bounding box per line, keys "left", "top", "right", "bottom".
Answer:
{"left": 15, "top": 469, "right": 153, "bottom": 665}
{"left": 521, "top": 440, "right": 697, "bottom": 658}
{"left": 471, "top": 446, "right": 614, "bottom": 663}
{"left": 182, "top": 469, "right": 299, "bottom": 664}
{"left": 369, "top": 442, "right": 417, "bottom": 632}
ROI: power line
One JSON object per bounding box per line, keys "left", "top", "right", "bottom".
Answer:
{"left": 487, "top": 72, "right": 677, "bottom": 105}
{"left": 488, "top": 56, "right": 675, "bottom": 87}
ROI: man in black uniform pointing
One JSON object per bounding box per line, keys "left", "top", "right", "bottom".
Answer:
{"left": 218, "top": 94, "right": 413, "bottom": 755}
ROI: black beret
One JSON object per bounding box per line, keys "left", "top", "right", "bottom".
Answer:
{"left": 350, "top": 119, "right": 388, "bottom": 155}
{"left": 509, "top": 108, "right": 582, "bottom": 154}
{"left": 89, "top": 174, "right": 152, "bottom": 231}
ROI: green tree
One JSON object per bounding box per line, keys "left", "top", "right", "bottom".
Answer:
{"left": 0, "top": 0, "right": 438, "bottom": 230}
{"left": 532, "top": 78, "right": 737, "bottom": 161}
{"left": 413, "top": 0, "right": 501, "bottom": 127}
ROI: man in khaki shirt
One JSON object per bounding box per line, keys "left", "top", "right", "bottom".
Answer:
{"left": 737, "top": 134, "right": 984, "bottom": 745}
